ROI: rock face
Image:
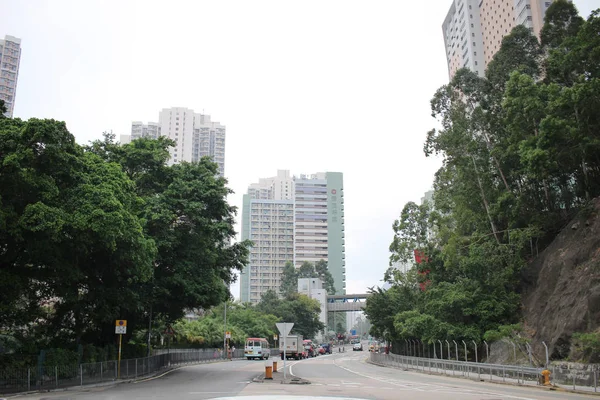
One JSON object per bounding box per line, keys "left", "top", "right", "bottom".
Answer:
{"left": 522, "top": 198, "right": 600, "bottom": 361}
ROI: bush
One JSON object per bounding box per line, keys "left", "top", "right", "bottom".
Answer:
{"left": 572, "top": 331, "right": 600, "bottom": 363}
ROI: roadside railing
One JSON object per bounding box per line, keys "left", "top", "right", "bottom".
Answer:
{"left": 370, "top": 352, "right": 599, "bottom": 393}
{"left": 0, "top": 348, "right": 244, "bottom": 395}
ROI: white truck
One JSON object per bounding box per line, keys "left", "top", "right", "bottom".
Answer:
{"left": 279, "top": 334, "right": 304, "bottom": 360}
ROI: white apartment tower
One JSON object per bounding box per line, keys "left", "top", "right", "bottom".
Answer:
{"left": 442, "top": 0, "right": 486, "bottom": 78}
{"left": 130, "top": 122, "right": 161, "bottom": 140}
{"left": 443, "top": 0, "right": 553, "bottom": 79}
{"left": 122, "top": 107, "right": 226, "bottom": 176}
{"left": 0, "top": 35, "right": 22, "bottom": 118}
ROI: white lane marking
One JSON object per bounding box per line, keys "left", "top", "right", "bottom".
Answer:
{"left": 188, "top": 392, "right": 239, "bottom": 394}
{"left": 332, "top": 358, "right": 537, "bottom": 400}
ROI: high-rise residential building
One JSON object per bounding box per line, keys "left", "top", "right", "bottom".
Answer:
{"left": 239, "top": 195, "right": 295, "bottom": 304}
{"left": 121, "top": 107, "right": 226, "bottom": 176}
{"left": 0, "top": 35, "right": 22, "bottom": 118}
{"left": 294, "top": 172, "right": 346, "bottom": 295}
{"left": 239, "top": 170, "right": 346, "bottom": 303}
{"left": 443, "top": 0, "right": 553, "bottom": 79}
{"left": 129, "top": 122, "right": 161, "bottom": 141}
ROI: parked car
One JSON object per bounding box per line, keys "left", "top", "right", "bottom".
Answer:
{"left": 353, "top": 343, "right": 363, "bottom": 351}
{"left": 320, "top": 343, "right": 332, "bottom": 354}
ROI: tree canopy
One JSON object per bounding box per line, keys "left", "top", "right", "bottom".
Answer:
{"left": 366, "top": 3, "right": 600, "bottom": 355}
{"left": 0, "top": 122, "right": 249, "bottom": 355}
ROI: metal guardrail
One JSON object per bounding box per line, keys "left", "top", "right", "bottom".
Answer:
{"left": 0, "top": 348, "right": 246, "bottom": 395}
{"left": 370, "top": 352, "right": 540, "bottom": 385}
{"left": 370, "top": 353, "right": 599, "bottom": 392}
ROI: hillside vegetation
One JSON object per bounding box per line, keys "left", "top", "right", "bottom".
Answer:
{"left": 365, "top": 1, "right": 600, "bottom": 363}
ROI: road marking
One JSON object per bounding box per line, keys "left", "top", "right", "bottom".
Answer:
{"left": 188, "top": 391, "right": 240, "bottom": 394}
{"left": 332, "top": 359, "right": 536, "bottom": 400}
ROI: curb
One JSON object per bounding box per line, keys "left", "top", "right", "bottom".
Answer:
{"left": 252, "top": 372, "right": 310, "bottom": 385}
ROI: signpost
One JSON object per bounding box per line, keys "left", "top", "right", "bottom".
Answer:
{"left": 276, "top": 323, "right": 293, "bottom": 380}
{"left": 115, "top": 320, "right": 127, "bottom": 379}
{"left": 225, "top": 331, "right": 231, "bottom": 359}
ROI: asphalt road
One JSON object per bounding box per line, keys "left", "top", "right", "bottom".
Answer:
{"left": 12, "top": 350, "right": 599, "bottom": 400}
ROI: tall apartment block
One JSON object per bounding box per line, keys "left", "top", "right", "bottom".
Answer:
{"left": 122, "top": 107, "right": 226, "bottom": 176}
{"left": 443, "top": 0, "right": 553, "bottom": 79}
{"left": 294, "top": 172, "right": 346, "bottom": 295}
{"left": 0, "top": 35, "right": 22, "bottom": 118}
{"left": 240, "top": 170, "right": 346, "bottom": 303}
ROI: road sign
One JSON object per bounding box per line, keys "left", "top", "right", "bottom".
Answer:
{"left": 225, "top": 331, "right": 231, "bottom": 339}
{"left": 115, "top": 320, "right": 127, "bottom": 335}
{"left": 163, "top": 325, "right": 175, "bottom": 335}
{"left": 276, "top": 322, "right": 293, "bottom": 337}
{"left": 273, "top": 334, "right": 278, "bottom": 340}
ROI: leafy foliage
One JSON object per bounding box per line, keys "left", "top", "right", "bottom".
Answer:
{"left": 367, "top": 6, "right": 600, "bottom": 354}
{"left": 279, "top": 260, "right": 336, "bottom": 296}
{"left": 0, "top": 123, "right": 249, "bottom": 358}
{"left": 257, "top": 290, "right": 325, "bottom": 339}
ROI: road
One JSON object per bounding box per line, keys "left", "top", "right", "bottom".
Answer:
{"left": 13, "top": 350, "right": 598, "bottom": 400}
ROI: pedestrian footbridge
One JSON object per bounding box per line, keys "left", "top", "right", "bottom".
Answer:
{"left": 326, "top": 293, "right": 371, "bottom": 312}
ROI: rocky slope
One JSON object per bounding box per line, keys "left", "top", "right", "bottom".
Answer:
{"left": 522, "top": 197, "right": 600, "bottom": 362}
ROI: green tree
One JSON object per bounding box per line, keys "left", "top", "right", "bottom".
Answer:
{"left": 0, "top": 99, "right": 6, "bottom": 117}
{"left": 0, "top": 118, "right": 155, "bottom": 347}
{"left": 315, "top": 259, "right": 336, "bottom": 295}
{"left": 257, "top": 290, "right": 325, "bottom": 339}
{"left": 88, "top": 135, "right": 251, "bottom": 324}
{"left": 279, "top": 261, "right": 298, "bottom": 297}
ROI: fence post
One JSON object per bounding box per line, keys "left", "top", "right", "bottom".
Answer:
{"left": 28, "top": 368, "right": 31, "bottom": 391}
{"left": 55, "top": 366, "right": 58, "bottom": 388}
{"left": 135, "top": 358, "right": 138, "bottom": 379}
{"left": 594, "top": 369, "right": 597, "bottom": 392}
{"left": 101, "top": 361, "right": 103, "bottom": 381}
{"left": 472, "top": 340, "right": 479, "bottom": 380}
{"left": 453, "top": 340, "right": 458, "bottom": 362}
{"left": 510, "top": 341, "right": 516, "bottom": 363}
{"left": 127, "top": 359, "right": 129, "bottom": 378}
{"left": 541, "top": 341, "right": 549, "bottom": 368}
{"left": 115, "top": 360, "right": 117, "bottom": 379}
{"left": 80, "top": 364, "right": 83, "bottom": 386}
{"left": 484, "top": 341, "right": 489, "bottom": 362}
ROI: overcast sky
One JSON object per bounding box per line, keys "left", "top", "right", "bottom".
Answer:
{"left": 2, "top": 0, "right": 597, "bottom": 300}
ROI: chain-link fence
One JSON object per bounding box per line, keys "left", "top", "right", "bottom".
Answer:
{"left": 0, "top": 348, "right": 249, "bottom": 396}
{"left": 370, "top": 352, "right": 599, "bottom": 393}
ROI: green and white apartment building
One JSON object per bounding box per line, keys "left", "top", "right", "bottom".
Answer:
{"left": 240, "top": 170, "right": 346, "bottom": 303}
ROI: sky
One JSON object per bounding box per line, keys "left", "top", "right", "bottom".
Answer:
{"left": 2, "top": 0, "right": 597, "bottom": 300}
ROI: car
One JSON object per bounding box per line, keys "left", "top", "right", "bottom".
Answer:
{"left": 352, "top": 343, "right": 363, "bottom": 351}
